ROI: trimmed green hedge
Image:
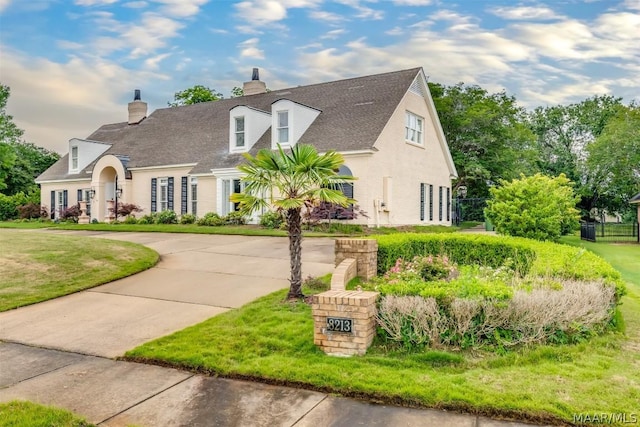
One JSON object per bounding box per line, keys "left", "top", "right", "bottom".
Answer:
{"left": 373, "top": 234, "right": 625, "bottom": 301}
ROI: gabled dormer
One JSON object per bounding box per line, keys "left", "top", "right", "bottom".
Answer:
{"left": 229, "top": 105, "right": 272, "bottom": 153}
{"left": 270, "top": 99, "right": 321, "bottom": 149}
{"left": 68, "top": 138, "right": 111, "bottom": 174}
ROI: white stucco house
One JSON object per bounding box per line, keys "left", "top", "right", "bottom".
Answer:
{"left": 36, "top": 68, "right": 458, "bottom": 226}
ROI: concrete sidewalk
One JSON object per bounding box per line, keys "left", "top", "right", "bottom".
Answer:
{"left": 0, "top": 342, "right": 543, "bottom": 427}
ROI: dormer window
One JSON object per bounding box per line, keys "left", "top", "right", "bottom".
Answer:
{"left": 277, "top": 111, "right": 289, "bottom": 144}
{"left": 71, "top": 146, "right": 79, "bottom": 170}
{"left": 405, "top": 111, "right": 423, "bottom": 145}
{"left": 235, "top": 117, "right": 245, "bottom": 148}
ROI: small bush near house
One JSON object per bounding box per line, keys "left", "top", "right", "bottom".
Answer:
{"left": 0, "top": 191, "right": 38, "bottom": 220}
{"left": 18, "top": 203, "right": 47, "bottom": 219}
{"left": 122, "top": 215, "right": 138, "bottom": 224}
{"left": 60, "top": 204, "right": 81, "bottom": 223}
{"left": 224, "top": 211, "right": 247, "bottom": 225}
{"left": 137, "top": 214, "right": 155, "bottom": 224}
{"left": 180, "top": 213, "right": 196, "bottom": 224}
{"left": 197, "top": 212, "right": 225, "bottom": 226}
{"left": 260, "top": 210, "right": 284, "bottom": 229}
{"left": 155, "top": 210, "right": 178, "bottom": 224}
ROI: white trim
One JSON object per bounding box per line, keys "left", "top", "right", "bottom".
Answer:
{"left": 36, "top": 178, "right": 92, "bottom": 184}
{"left": 211, "top": 168, "right": 242, "bottom": 178}
{"left": 335, "top": 149, "right": 377, "bottom": 156}
{"left": 127, "top": 163, "right": 197, "bottom": 171}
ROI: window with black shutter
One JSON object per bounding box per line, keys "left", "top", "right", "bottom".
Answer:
{"left": 167, "top": 177, "right": 174, "bottom": 211}
{"left": 181, "top": 176, "right": 188, "bottom": 215}
{"left": 50, "top": 191, "right": 55, "bottom": 219}
{"left": 429, "top": 185, "right": 433, "bottom": 221}
{"left": 151, "top": 178, "right": 157, "bottom": 213}
{"left": 439, "top": 186, "right": 443, "bottom": 221}
{"left": 420, "top": 183, "right": 425, "bottom": 221}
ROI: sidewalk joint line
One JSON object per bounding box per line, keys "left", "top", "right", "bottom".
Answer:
{"left": 290, "top": 394, "right": 328, "bottom": 426}
{"left": 85, "top": 291, "right": 236, "bottom": 309}
{"left": 97, "top": 374, "right": 196, "bottom": 425}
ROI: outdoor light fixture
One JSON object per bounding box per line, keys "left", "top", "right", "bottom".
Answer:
{"left": 89, "top": 188, "right": 96, "bottom": 199}
{"left": 115, "top": 187, "right": 123, "bottom": 198}
{"left": 458, "top": 185, "right": 467, "bottom": 199}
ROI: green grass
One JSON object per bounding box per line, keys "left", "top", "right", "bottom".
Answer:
{"left": 0, "top": 401, "right": 94, "bottom": 427}
{"left": 0, "top": 221, "right": 478, "bottom": 237}
{"left": 126, "top": 239, "right": 640, "bottom": 425}
{"left": 0, "top": 229, "right": 158, "bottom": 311}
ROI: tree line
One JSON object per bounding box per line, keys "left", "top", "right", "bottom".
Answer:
{"left": 1, "top": 80, "right": 638, "bottom": 221}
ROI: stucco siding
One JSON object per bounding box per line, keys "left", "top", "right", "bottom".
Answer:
{"left": 39, "top": 180, "right": 92, "bottom": 219}
{"left": 369, "top": 90, "right": 453, "bottom": 226}
{"left": 129, "top": 166, "right": 194, "bottom": 217}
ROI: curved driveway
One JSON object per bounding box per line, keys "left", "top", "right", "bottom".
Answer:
{"left": 0, "top": 231, "right": 335, "bottom": 357}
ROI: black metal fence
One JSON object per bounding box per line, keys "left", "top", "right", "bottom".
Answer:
{"left": 580, "top": 222, "right": 639, "bottom": 243}
{"left": 452, "top": 198, "right": 487, "bottom": 225}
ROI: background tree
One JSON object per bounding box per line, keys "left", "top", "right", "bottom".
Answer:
{"left": 230, "top": 86, "right": 244, "bottom": 98}
{"left": 587, "top": 104, "right": 640, "bottom": 218}
{"left": 528, "top": 95, "right": 624, "bottom": 216}
{"left": 429, "top": 82, "right": 537, "bottom": 198}
{"left": 168, "top": 85, "right": 223, "bottom": 107}
{"left": 1, "top": 84, "right": 59, "bottom": 195}
{"left": 231, "top": 144, "right": 354, "bottom": 300}
{"left": 484, "top": 173, "right": 580, "bottom": 241}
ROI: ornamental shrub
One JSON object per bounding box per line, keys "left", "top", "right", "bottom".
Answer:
{"left": 484, "top": 173, "right": 580, "bottom": 242}
{"left": 180, "top": 213, "right": 196, "bottom": 224}
{"left": 155, "top": 210, "right": 178, "bottom": 224}
{"left": 260, "top": 210, "right": 284, "bottom": 229}
{"left": 224, "top": 211, "right": 247, "bottom": 225}
{"left": 197, "top": 212, "right": 225, "bottom": 226}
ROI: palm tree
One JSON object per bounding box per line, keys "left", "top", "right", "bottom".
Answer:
{"left": 231, "top": 144, "right": 354, "bottom": 300}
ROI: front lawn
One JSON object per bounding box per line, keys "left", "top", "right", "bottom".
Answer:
{"left": 0, "top": 230, "right": 158, "bottom": 311}
{"left": 0, "top": 401, "right": 93, "bottom": 427}
{"left": 125, "top": 237, "right": 640, "bottom": 425}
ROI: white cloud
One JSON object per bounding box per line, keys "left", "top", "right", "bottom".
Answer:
{"left": 489, "top": 6, "right": 561, "bottom": 21}
{"left": 75, "top": 0, "right": 119, "bottom": 5}
{"left": 56, "top": 40, "right": 85, "bottom": 50}
{"left": 1, "top": 46, "right": 168, "bottom": 153}
{"left": 624, "top": 0, "right": 640, "bottom": 10}
{"left": 144, "top": 52, "right": 172, "bottom": 69}
{"left": 393, "top": 0, "right": 432, "bottom": 5}
{"left": 385, "top": 26, "right": 404, "bottom": 36}
{"left": 309, "top": 10, "right": 347, "bottom": 23}
{"left": 151, "top": 0, "right": 209, "bottom": 18}
{"left": 123, "top": 1, "right": 148, "bottom": 8}
{"left": 0, "top": 0, "right": 11, "bottom": 13}
{"left": 334, "top": 0, "right": 384, "bottom": 20}
{"left": 238, "top": 38, "right": 265, "bottom": 59}
{"left": 320, "top": 28, "right": 346, "bottom": 39}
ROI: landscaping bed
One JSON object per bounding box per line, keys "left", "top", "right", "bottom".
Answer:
{"left": 124, "top": 234, "right": 638, "bottom": 425}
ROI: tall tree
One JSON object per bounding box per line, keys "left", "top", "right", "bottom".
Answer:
{"left": 529, "top": 95, "right": 624, "bottom": 216}
{"left": 0, "top": 84, "right": 60, "bottom": 195}
{"left": 168, "top": 85, "right": 223, "bottom": 107}
{"left": 231, "top": 144, "right": 354, "bottom": 300}
{"left": 587, "top": 104, "right": 640, "bottom": 216}
{"left": 429, "top": 82, "right": 537, "bottom": 198}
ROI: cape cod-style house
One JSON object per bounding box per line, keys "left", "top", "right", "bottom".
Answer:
{"left": 36, "top": 68, "right": 458, "bottom": 226}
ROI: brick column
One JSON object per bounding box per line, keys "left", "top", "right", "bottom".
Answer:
{"left": 312, "top": 290, "right": 379, "bottom": 356}
{"left": 334, "top": 239, "right": 378, "bottom": 280}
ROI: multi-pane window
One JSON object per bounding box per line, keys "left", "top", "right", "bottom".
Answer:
{"left": 71, "top": 146, "right": 79, "bottom": 170}
{"left": 83, "top": 188, "right": 92, "bottom": 217}
{"left": 235, "top": 117, "right": 245, "bottom": 147}
{"left": 277, "top": 111, "right": 289, "bottom": 144}
{"left": 405, "top": 111, "right": 423, "bottom": 145}
{"left": 221, "top": 178, "right": 243, "bottom": 216}
{"left": 439, "top": 186, "right": 444, "bottom": 221}
{"left": 57, "top": 191, "right": 65, "bottom": 218}
{"left": 190, "top": 177, "right": 198, "bottom": 215}
{"left": 159, "top": 178, "right": 169, "bottom": 211}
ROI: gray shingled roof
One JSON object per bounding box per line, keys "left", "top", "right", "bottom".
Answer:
{"left": 630, "top": 192, "right": 640, "bottom": 204}
{"left": 37, "top": 68, "right": 421, "bottom": 181}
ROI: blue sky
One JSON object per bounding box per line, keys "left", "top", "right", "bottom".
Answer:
{"left": 1, "top": 0, "right": 638, "bottom": 153}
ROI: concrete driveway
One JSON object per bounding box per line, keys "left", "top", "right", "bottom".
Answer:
{"left": 0, "top": 231, "right": 335, "bottom": 358}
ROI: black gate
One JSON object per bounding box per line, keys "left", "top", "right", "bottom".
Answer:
{"left": 452, "top": 198, "right": 487, "bottom": 225}
{"left": 581, "top": 221, "right": 639, "bottom": 243}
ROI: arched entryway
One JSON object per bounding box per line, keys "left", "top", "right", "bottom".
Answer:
{"left": 91, "top": 155, "right": 129, "bottom": 222}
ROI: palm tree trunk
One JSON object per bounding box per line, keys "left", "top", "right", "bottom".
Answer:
{"left": 286, "top": 207, "right": 304, "bottom": 300}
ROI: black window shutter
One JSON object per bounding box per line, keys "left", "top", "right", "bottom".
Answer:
{"left": 429, "top": 185, "right": 433, "bottom": 221}
{"left": 181, "top": 176, "right": 188, "bottom": 215}
{"left": 420, "top": 183, "right": 425, "bottom": 221}
{"left": 63, "top": 190, "right": 68, "bottom": 210}
{"left": 446, "top": 187, "right": 451, "bottom": 222}
{"left": 151, "top": 178, "right": 157, "bottom": 213}
{"left": 439, "top": 186, "right": 443, "bottom": 221}
{"left": 168, "top": 177, "right": 174, "bottom": 211}
{"left": 77, "top": 189, "right": 83, "bottom": 202}
{"left": 50, "top": 191, "right": 55, "bottom": 219}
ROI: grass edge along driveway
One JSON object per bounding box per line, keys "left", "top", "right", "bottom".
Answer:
{"left": 0, "top": 229, "right": 158, "bottom": 312}
{"left": 125, "top": 238, "right": 640, "bottom": 426}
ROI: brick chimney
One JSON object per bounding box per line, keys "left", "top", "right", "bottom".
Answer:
{"left": 128, "top": 89, "right": 147, "bottom": 124}
{"left": 242, "top": 68, "right": 267, "bottom": 96}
